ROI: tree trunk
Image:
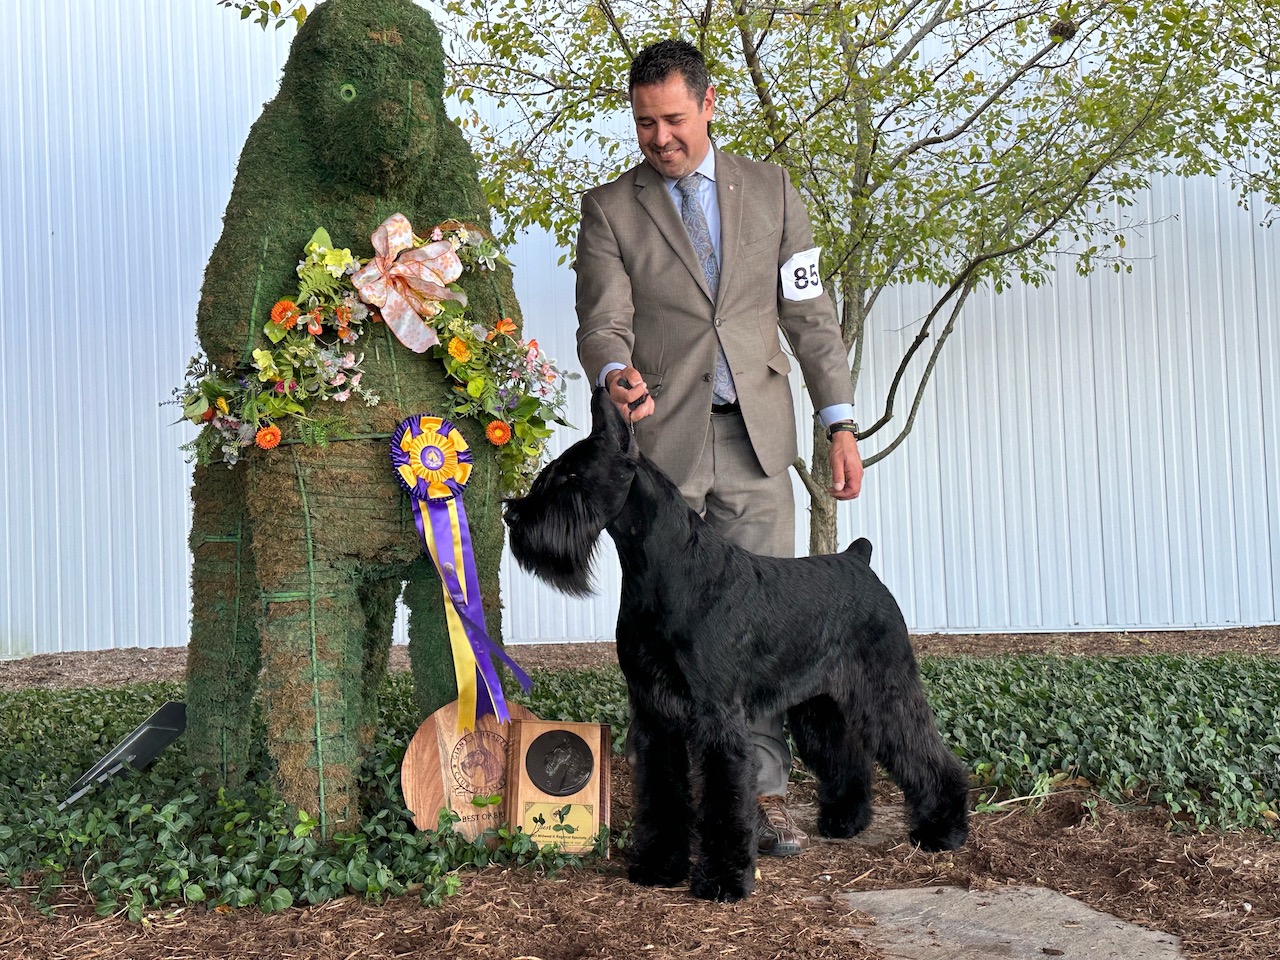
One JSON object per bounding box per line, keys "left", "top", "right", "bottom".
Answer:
{"left": 807, "top": 420, "right": 839, "bottom": 557}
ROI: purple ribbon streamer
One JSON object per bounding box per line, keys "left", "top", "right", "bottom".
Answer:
{"left": 393, "top": 414, "right": 532, "bottom": 723}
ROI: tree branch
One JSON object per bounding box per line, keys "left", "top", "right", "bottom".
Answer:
{"left": 793, "top": 455, "right": 826, "bottom": 501}
{"left": 862, "top": 280, "right": 972, "bottom": 466}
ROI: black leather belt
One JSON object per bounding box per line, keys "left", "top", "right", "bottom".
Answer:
{"left": 711, "top": 401, "right": 740, "bottom": 414}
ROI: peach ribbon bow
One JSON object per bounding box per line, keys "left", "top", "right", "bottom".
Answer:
{"left": 351, "top": 213, "right": 466, "bottom": 353}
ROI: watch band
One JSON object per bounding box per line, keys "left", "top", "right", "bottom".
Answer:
{"left": 826, "top": 421, "right": 859, "bottom": 442}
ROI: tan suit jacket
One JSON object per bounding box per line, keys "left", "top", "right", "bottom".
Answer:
{"left": 574, "top": 148, "right": 853, "bottom": 484}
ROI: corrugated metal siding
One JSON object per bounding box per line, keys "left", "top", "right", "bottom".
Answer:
{"left": 838, "top": 172, "right": 1280, "bottom": 631}
{"left": 0, "top": 0, "right": 293, "bottom": 658}
{"left": 1, "top": 0, "right": 1277, "bottom": 659}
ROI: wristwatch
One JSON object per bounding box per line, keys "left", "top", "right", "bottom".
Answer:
{"left": 826, "top": 421, "right": 859, "bottom": 442}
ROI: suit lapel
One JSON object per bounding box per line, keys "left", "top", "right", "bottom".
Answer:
{"left": 634, "top": 161, "right": 714, "bottom": 303}
{"left": 714, "top": 150, "right": 744, "bottom": 302}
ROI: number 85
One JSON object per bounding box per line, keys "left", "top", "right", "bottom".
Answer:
{"left": 793, "top": 264, "right": 820, "bottom": 289}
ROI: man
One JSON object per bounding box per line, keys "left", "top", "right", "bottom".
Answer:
{"left": 574, "top": 39, "right": 863, "bottom": 857}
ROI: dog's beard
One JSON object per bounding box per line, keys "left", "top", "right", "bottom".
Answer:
{"left": 506, "top": 496, "right": 603, "bottom": 598}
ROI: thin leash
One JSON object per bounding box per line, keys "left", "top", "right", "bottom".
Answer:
{"left": 617, "top": 377, "right": 649, "bottom": 436}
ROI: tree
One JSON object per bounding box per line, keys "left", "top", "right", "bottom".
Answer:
{"left": 430, "top": 0, "right": 1280, "bottom": 555}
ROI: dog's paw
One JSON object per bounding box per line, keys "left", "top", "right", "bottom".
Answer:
{"left": 818, "top": 803, "right": 873, "bottom": 839}
{"left": 689, "top": 864, "right": 755, "bottom": 902}
{"left": 909, "top": 821, "right": 969, "bottom": 852}
{"left": 629, "top": 856, "right": 690, "bottom": 888}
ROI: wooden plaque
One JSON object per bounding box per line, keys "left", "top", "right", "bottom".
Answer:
{"left": 504, "top": 719, "right": 611, "bottom": 854}
{"left": 401, "top": 699, "right": 539, "bottom": 840}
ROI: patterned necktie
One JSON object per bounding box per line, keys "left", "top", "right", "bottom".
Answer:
{"left": 676, "top": 173, "right": 736, "bottom": 404}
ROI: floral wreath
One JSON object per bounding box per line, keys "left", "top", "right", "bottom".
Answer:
{"left": 176, "top": 214, "right": 576, "bottom": 496}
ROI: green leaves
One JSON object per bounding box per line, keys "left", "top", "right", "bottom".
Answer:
{"left": 433, "top": 0, "right": 1280, "bottom": 492}
{"left": 923, "top": 654, "right": 1280, "bottom": 830}
{"left": 0, "top": 672, "right": 617, "bottom": 919}
{"left": 217, "top": 0, "right": 306, "bottom": 30}
{"left": 4, "top": 653, "right": 1273, "bottom": 919}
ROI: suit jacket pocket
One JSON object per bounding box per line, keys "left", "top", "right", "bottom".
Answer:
{"left": 766, "top": 351, "right": 792, "bottom": 376}
{"left": 740, "top": 228, "right": 782, "bottom": 252}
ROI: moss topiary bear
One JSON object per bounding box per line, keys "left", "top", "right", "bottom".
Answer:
{"left": 185, "top": 0, "right": 519, "bottom": 835}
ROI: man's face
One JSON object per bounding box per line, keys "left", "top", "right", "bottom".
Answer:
{"left": 631, "top": 73, "right": 714, "bottom": 180}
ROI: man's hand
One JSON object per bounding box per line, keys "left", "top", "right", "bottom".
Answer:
{"left": 606, "top": 367, "right": 655, "bottom": 422}
{"left": 828, "top": 429, "right": 863, "bottom": 500}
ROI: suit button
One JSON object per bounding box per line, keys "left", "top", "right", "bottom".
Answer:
{"left": 702, "top": 373, "right": 712, "bottom": 382}
{"left": 714, "top": 317, "right": 723, "bottom": 327}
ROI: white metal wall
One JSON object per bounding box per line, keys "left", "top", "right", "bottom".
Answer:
{"left": 846, "top": 173, "right": 1279, "bottom": 631}
{"left": 1, "top": 0, "right": 1276, "bottom": 659}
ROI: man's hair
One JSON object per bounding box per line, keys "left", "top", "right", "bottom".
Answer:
{"left": 629, "top": 40, "right": 710, "bottom": 102}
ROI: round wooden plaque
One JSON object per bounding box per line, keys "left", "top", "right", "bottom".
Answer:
{"left": 401, "top": 699, "right": 539, "bottom": 839}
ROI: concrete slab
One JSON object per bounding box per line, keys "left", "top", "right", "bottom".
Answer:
{"left": 837, "top": 885, "right": 1182, "bottom": 959}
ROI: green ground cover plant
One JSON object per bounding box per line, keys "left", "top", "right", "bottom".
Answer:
{"left": 1, "top": 655, "right": 1275, "bottom": 919}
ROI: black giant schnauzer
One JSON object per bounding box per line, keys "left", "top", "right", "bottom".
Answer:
{"left": 504, "top": 388, "right": 969, "bottom": 901}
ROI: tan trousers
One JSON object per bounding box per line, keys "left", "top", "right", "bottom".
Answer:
{"left": 676, "top": 410, "right": 795, "bottom": 797}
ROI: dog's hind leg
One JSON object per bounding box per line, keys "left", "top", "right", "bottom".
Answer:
{"left": 874, "top": 680, "right": 971, "bottom": 851}
{"left": 627, "top": 706, "right": 693, "bottom": 888}
{"left": 788, "top": 695, "right": 874, "bottom": 838}
{"left": 687, "top": 707, "right": 758, "bottom": 902}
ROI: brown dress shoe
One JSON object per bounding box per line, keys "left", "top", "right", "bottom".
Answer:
{"left": 757, "top": 795, "right": 809, "bottom": 857}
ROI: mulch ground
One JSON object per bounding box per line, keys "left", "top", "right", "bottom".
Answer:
{"left": 1, "top": 627, "right": 1277, "bottom": 959}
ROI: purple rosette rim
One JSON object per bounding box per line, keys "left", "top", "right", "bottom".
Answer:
{"left": 390, "top": 414, "right": 474, "bottom": 504}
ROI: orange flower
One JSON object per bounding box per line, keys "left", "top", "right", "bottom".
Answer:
{"left": 492, "top": 317, "right": 518, "bottom": 339}
{"left": 255, "top": 424, "right": 282, "bottom": 450}
{"left": 485, "top": 421, "right": 512, "bottom": 446}
{"left": 307, "top": 309, "right": 324, "bottom": 335}
{"left": 448, "top": 337, "right": 472, "bottom": 362}
{"left": 271, "top": 299, "right": 300, "bottom": 329}
{"left": 334, "top": 304, "right": 352, "bottom": 325}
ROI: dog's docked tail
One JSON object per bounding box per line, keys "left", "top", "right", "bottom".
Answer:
{"left": 845, "top": 538, "right": 873, "bottom": 564}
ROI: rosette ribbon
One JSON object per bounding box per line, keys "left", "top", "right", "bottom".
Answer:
{"left": 391, "top": 414, "right": 531, "bottom": 730}
{"left": 352, "top": 213, "right": 466, "bottom": 354}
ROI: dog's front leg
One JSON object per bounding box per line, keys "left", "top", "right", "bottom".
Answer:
{"left": 688, "top": 706, "right": 757, "bottom": 902}
{"left": 627, "top": 706, "right": 692, "bottom": 887}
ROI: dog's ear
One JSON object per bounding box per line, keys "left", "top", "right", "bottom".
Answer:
{"left": 591, "top": 386, "right": 634, "bottom": 454}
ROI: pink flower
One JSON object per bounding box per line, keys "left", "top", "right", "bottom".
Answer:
{"left": 350, "top": 372, "right": 362, "bottom": 389}
{"left": 333, "top": 389, "right": 352, "bottom": 402}
{"left": 332, "top": 372, "right": 347, "bottom": 386}
{"left": 274, "top": 381, "right": 287, "bottom": 394}
{"left": 341, "top": 352, "right": 357, "bottom": 369}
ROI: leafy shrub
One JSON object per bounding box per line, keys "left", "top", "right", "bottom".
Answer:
{"left": 0, "top": 673, "right": 605, "bottom": 919}
{"left": 922, "top": 654, "right": 1280, "bottom": 830}
{"left": 2, "top": 654, "right": 1275, "bottom": 919}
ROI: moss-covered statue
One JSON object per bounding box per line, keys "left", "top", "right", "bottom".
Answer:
{"left": 183, "top": 0, "right": 549, "bottom": 836}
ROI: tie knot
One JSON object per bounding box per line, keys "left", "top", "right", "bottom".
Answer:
{"left": 676, "top": 173, "right": 702, "bottom": 196}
